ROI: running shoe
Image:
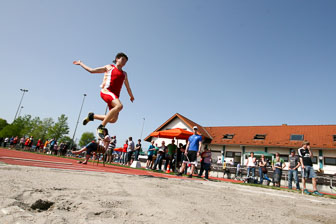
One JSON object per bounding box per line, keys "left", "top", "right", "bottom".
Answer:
{"left": 176, "top": 173, "right": 182, "bottom": 176}
{"left": 96, "top": 124, "right": 105, "bottom": 140}
{"left": 83, "top": 112, "right": 94, "bottom": 125}
{"left": 312, "top": 191, "right": 324, "bottom": 196}
{"left": 303, "top": 189, "right": 311, "bottom": 195}
{"left": 187, "top": 174, "right": 192, "bottom": 178}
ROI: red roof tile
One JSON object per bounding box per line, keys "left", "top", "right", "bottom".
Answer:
{"left": 205, "top": 125, "right": 336, "bottom": 149}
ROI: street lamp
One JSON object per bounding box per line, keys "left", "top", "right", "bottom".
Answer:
{"left": 70, "top": 94, "right": 87, "bottom": 150}
{"left": 18, "top": 106, "right": 24, "bottom": 117}
{"left": 14, "top": 89, "right": 28, "bottom": 121}
{"left": 140, "top": 117, "right": 145, "bottom": 140}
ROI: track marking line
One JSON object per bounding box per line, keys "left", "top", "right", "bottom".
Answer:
{"left": 0, "top": 156, "right": 73, "bottom": 165}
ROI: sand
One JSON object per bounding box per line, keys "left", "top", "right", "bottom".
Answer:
{"left": 0, "top": 162, "right": 335, "bottom": 224}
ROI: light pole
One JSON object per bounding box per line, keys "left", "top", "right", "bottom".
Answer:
{"left": 70, "top": 94, "right": 87, "bottom": 149}
{"left": 14, "top": 89, "right": 28, "bottom": 121}
{"left": 18, "top": 106, "right": 24, "bottom": 117}
{"left": 140, "top": 117, "right": 145, "bottom": 140}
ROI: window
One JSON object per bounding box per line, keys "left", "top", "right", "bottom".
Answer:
{"left": 333, "top": 135, "right": 336, "bottom": 141}
{"left": 223, "top": 134, "right": 234, "bottom": 139}
{"left": 280, "top": 155, "right": 289, "bottom": 162}
{"left": 324, "top": 157, "right": 336, "bottom": 166}
{"left": 290, "top": 134, "right": 304, "bottom": 141}
{"left": 254, "top": 134, "right": 266, "bottom": 140}
{"left": 225, "top": 151, "right": 241, "bottom": 157}
{"left": 226, "top": 151, "right": 233, "bottom": 157}
{"left": 312, "top": 156, "right": 318, "bottom": 164}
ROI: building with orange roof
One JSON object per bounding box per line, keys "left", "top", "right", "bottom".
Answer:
{"left": 144, "top": 113, "right": 336, "bottom": 174}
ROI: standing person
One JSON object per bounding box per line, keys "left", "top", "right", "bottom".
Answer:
{"left": 13, "top": 136, "right": 19, "bottom": 149}
{"left": 288, "top": 150, "right": 301, "bottom": 190}
{"left": 4, "top": 137, "right": 9, "bottom": 148}
{"left": 35, "top": 139, "right": 42, "bottom": 152}
{"left": 298, "top": 141, "right": 323, "bottom": 196}
{"left": 9, "top": 136, "right": 14, "bottom": 149}
{"left": 106, "top": 136, "right": 116, "bottom": 163}
{"left": 245, "top": 152, "right": 256, "bottom": 178}
{"left": 258, "top": 155, "right": 272, "bottom": 184}
{"left": 50, "top": 139, "right": 56, "bottom": 154}
{"left": 43, "top": 139, "right": 49, "bottom": 154}
{"left": 73, "top": 53, "right": 135, "bottom": 140}
{"left": 165, "top": 139, "right": 177, "bottom": 172}
{"left": 176, "top": 143, "right": 184, "bottom": 170}
{"left": 272, "top": 153, "right": 286, "bottom": 187}
{"left": 19, "top": 137, "right": 25, "bottom": 149}
{"left": 198, "top": 146, "right": 212, "bottom": 179}
{"left": 127, "top": 137, "right": 135, "bottom": 166}
{"left": 152, "top": 141, "right": 167, "bottom": 171}
{"left": 177, "top": 126, "right": 202, "bottom": 178}
{"left": 146, "top": 141, "right": 155, "bottom": 169}
{"left": 0, "top": 137, "right": 3, "bottom": 147}
{"left": 121, "top": 139, "right": 128, "bottom": 165}
{"left": 134, "top": 139, "right": 142, "bottom": 161}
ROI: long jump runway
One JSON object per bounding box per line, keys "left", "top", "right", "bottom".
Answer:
{"left": 0, "top": 148, "right": 182, "bottom": 178}
{"left": 0, "top": 148, "right": 241, "bottom": 183}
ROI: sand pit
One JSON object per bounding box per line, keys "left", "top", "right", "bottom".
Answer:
{"left": 0, "top": 162, "right": 335, "bottom": 224}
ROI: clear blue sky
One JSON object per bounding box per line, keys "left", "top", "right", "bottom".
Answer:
{"left": 0, "top": 0, "right": 335, "bottom": 148}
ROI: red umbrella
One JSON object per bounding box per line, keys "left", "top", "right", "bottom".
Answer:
{"left": 149, "top": 128, "right": 193, "bottom": 140}
{"left": 114, "top": 147, "right": 123, "bottom": 152}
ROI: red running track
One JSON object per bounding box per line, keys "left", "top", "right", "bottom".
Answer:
{"left": 0, "top": 148, "right": 242, "bottom": 183}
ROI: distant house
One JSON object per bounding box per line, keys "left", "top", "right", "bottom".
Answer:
{"left": 144, "top": 113, "right": 336, "bottom": 174}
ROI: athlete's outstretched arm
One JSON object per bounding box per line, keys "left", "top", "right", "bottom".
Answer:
{"left": 73, "top": 60, "right": 107, "bottom": 73}
{"left": 124, "top": 72, "right": 135, "bottom": 102}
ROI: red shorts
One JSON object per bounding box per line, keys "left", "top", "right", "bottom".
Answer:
{"left": 100, "top": 89, "right": 119, "bottom": 110}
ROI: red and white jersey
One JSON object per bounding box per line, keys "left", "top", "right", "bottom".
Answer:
{"left": 100, "top": 64, "right": 126, "bottom": 97}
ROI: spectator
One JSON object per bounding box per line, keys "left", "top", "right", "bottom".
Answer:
{"left": 176, "top": 143, "right": 184, "bottom": 170}
{"left": 29, "top": 136, "right": 34, "bottom": 150}
{"left": 134, "top": 139, "right": 142, "bottom": 161}
{"left": 165, "top": 139, "right": 177, "bottom": 172}
{"left": 43, "top": 139, "right": 49, "bottom": 153}
{"left": 288, "top": 150, "right": 301, "bottom": 190}
{"left": 198, "top": 146, "right": 212, "bottom": 179}
{"left": 127, "top": 137, "right": 135, "bottom": 166}
{"left": 121, "top": 139, "right": 128, "bottom": 165}
{"left": 36, "top": 139, "right": 42, "bottom": 152}
{"left": 153, "top": 141, "right": 167, "bottom": 171}
{"left": 298, "top": 141, "right": 323, "bottom": 196}
{"left": 13, "top": 136, "right": 18, "bottom": 149}
{"left": 146, "top": 140, "right": 155, "bottom": 169}
{"left": 9, "top": 136, "right": 14, "bottom": 149}
{"left": 236, "top": 163, "right": 242, "bottom": 179}
{"left": 4, "top": 137, "right": 9, "bottom": 148}
{"left": 50, "top": 139, "right": 56, "bottom": 154}
{"left": 19, "top": 137, "right": 25, "bottom": 149}
{"left": 177, "top": 126, "right": 202, "bottom": 178}
{"left": 106, "top": 136, "right": 116, "bottom": 164}
{"left": 245, "top": 152, "right": 256, "bottom": 178}
{"left": 258, "top": 154, "right": 272, "bottom": 184}
{"left": 272, "top": 153, "right": 286, "bottom": 187}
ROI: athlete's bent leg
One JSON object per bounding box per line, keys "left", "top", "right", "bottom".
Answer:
{"left": 102, "top": 99, "right": 123, "bottom": 126}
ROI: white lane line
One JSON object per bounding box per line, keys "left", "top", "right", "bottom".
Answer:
{"left": 0, "top": 156, "right": 73, "bottom": 165}
{"left": 235, "top": 187, "right": 336, "bottom": 205}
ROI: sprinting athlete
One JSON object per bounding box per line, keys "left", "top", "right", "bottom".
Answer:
{"left": 73, "top": 52, "right": 135, "bottom": 139}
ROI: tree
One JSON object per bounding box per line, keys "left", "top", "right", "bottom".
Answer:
{"left": 79, "top": 132, "right": 96, "bottom": 147}
{"left": 47, "top": 114, "right": 69, "bottom": 141}
{"left": 0, "top": 115, "right": 32, "bottom": 138}
{"left": 0, "top": 118, "right": 8, "bottom": 132}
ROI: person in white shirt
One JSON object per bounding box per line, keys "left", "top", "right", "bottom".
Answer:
{"left": 245, "top": 152, "right": 256, "bottom": 178}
